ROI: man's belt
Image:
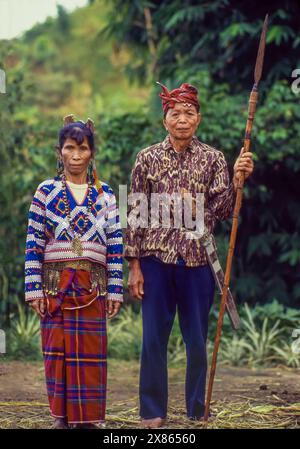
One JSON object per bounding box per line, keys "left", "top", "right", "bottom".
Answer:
{"left": 200, "top": 231, "right": 241, "bottom": 330}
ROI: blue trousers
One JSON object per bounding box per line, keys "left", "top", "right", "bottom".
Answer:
{"left": 139, "top": 256, "right": 215, "bottom": 419}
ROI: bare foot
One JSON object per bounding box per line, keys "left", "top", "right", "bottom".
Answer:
{"left": 72, "top": 423, "right": 99, "bottom": 429}
{"left": 52, "top": 418, "right": 68, "bottom": 429}
{"left": 141, "top": 417, "right": 166, "bottom": 429}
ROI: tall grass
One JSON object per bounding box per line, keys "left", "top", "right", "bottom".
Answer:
{"left": 4, "top": 298, "right": 300, "bottom": 368}
{"left": 108, "top": 300, "right": 300, "bottom": 368}
{"left": 5, "top": 302, "right": 42, "bottom": 360}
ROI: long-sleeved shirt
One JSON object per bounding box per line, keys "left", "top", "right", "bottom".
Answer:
{"left": 125, "top": 135, "right": 236, "bottom": 267}
{"left": 25, "top": 176, "right": 123, "bottom": 302}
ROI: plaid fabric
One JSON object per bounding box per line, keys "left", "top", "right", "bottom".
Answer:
{"left": 40, "top": 267, "right": 107, "bottom": 424}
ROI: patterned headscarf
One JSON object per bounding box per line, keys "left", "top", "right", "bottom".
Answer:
{"left": 157, "top": 82, "right": 200, "bottom": 114}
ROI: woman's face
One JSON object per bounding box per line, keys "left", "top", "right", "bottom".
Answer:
{"left": 60, "top": 136, "right": 92, "bottom": 177}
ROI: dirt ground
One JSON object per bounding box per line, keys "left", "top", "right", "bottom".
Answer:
{"left": 0, "top": 359, "right": 299, "bottom": 429}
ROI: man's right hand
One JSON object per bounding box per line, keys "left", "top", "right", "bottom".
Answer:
{"left": 128, "top": 259, "right": 144, "bottom": 300}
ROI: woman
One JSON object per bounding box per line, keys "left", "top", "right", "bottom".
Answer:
{"left": 24, "top": 115, "right": 123, "bottom": 429}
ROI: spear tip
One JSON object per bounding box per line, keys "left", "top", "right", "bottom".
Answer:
{"left": 254, "top": 14, "right": 269, "bottom": 85}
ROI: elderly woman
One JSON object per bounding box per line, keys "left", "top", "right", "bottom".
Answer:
{"left": 24, "top": 116, "right": 123, "bottom": 429}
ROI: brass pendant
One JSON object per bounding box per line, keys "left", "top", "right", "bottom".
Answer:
{"left": 71, "top": 237, "right": 83, "bottom": 256}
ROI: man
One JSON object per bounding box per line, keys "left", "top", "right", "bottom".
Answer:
{"left": 125, "top": 83, "right": 253, "bottom": 428}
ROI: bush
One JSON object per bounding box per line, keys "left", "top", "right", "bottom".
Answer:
{"left": 108, "top": 301, "right": 300, "bottom": 368}
{"left": 6, "top": 303, "right": 42, "bottom": 361}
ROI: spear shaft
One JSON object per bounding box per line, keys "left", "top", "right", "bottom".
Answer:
{"left": 203, "top": 14, "right": 269, "bottom": 425}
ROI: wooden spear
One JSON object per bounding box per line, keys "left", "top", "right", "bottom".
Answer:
{"left": 203, "top": 14, "right": 269, "bottom": 425}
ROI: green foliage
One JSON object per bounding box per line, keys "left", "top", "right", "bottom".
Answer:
{"left": 218, "top": 334, "right": 248, "bottom": 367}
{"left": 107, "top": 305, "right": 142, "bottom": 360}
{"left": 107, "top": 301, "right": 300, "bottom": 368}
{"left": 240, "top": 303, "right": 283, "bottom": 367}
{"left": 7, "top": 302, "right": 42, "bottom": 360}
{"left": 56, "top": 5, "right": 71, "bottom": 36}
{"left": 273, "top": 342, "right": 300, "bottom": 368}
{"left": 31, "top": 36, "right": 57, "bottom": 65}
{"left": 2, "top": 0, "right": 147, "bottom": 120}
{"left": 212, "top": 300, "right": 300, "bottom": 367}
{"left": 103, "top": 0, "right": 300, "bottom": 91}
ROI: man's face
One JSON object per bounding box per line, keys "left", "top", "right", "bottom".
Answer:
{"left": 163, "top": 102, "right": 201, "bottom": 141}
{"left": 60, "top": 136, "right": 92, "bottom": 176}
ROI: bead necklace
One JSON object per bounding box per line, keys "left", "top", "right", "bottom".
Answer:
{"left": 61, "top": 173, "right": 93, "bottom": 256}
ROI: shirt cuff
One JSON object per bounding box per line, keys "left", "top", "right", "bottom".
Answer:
{"left": 106, "top": 292, "right": 124, "bottom": 302}
{"left": 25, "top": 296, "right": 44, "bottom": 303}
{"left": 124, "top": 246, "right": 140, "bottom": 260}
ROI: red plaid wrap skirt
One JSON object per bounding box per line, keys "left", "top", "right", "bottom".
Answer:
{"left": 40, "top": 267, "right": 107, "bottom": 424}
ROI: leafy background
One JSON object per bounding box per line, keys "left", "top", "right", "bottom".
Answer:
{"left": 0, "top": 0, "right": 299, "bottom": 364}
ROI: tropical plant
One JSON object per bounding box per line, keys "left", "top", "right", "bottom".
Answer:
{"left": 8, "top": 302, "right": 41, "bottom": 360}
{"left": 240, "top": 303, "right": 283, "bottom": 366}
{"left": 218, "top": 334, "right": 248, "bottom": 367}
{"left": 273, "top": 342, "right": 300, "bottom": 368}
{"left": 107, "top": 305, "right": 142, "bottom": 360}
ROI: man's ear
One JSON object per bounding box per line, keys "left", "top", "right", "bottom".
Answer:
{"left": 163, "top": 118, "right": 168, "bottom": 131}
{"left": 197, "top": 113, "right": 201, "bottom": 127}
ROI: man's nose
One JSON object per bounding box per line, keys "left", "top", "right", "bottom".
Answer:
{"left": 178, "top": 114, "right": 188, "bottom": 123}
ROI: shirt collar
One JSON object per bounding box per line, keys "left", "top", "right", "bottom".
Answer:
{"left": 162, "top": 135, "right": 198, "bottom": 153}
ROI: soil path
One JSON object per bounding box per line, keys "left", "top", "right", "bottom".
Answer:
{"left": 0, "top": 360, "right": 299, "bottom": 428}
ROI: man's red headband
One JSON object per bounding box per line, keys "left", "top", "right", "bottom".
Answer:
{"left": 157, "top": 82, "right": 200, "bottom": 114}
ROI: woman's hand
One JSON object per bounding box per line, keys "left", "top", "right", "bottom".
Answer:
{"left": 128, "top": 259, "right": 144, "bottom": 300}
{"left": 233, "top": 147, "right": 254, "bottom": 190}
{"left": 106, "top": 300, "right": 122, "bottom": 319}
{"left": 28, "top": 298, "right": 46, "bottom": 318}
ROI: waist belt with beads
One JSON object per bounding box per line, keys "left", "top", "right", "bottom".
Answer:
{"left": 42, "top": 260, "right": 107, "bottom": 297}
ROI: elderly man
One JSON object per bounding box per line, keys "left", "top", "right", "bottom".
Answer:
{"left": 125, "top": 83, "right": 253, "bottom": 428}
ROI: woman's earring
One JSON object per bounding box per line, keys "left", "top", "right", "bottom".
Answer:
{"left": 56, "top": 158, "right": 64, "bottom": 175}
{"left": 88, "top": 160, "right": 94, "bottom": 183}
